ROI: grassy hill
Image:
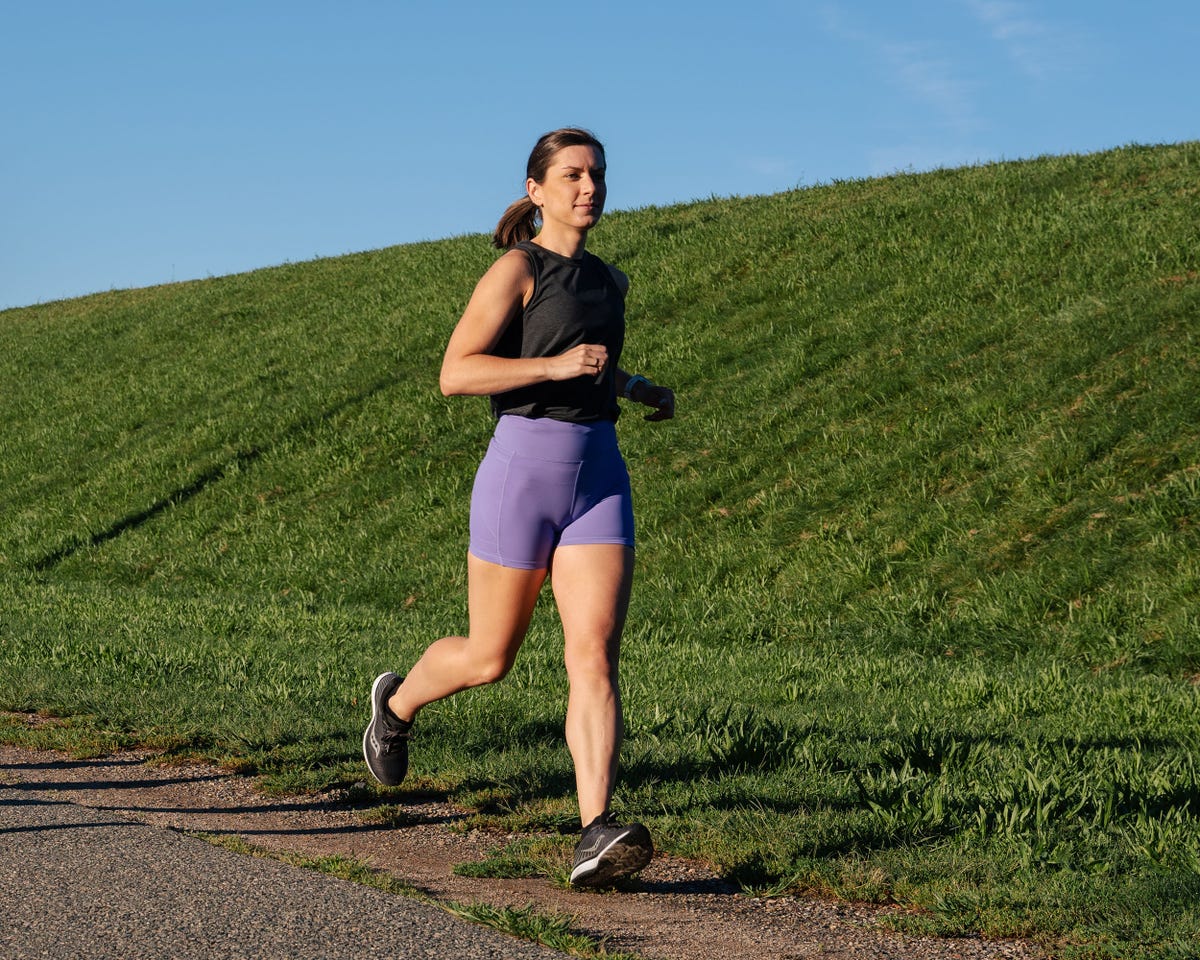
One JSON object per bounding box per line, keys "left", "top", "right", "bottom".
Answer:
{"left": 3, "top": 141, "right": 1198, "bottom": 958}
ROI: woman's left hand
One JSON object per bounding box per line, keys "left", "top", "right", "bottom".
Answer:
{"left": 633, "top": 382, "right": 675, "bottom": 421}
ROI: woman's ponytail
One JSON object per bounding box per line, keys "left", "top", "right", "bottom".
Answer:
{"left": 492, "top": 196, "right": 539, "bottom": 250}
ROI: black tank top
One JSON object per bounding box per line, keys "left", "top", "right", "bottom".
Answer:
{"left": 489, "top": 241, "right": 626, "bottom": 423}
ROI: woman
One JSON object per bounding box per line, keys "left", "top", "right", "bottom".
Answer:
{"left": 363, "top": 127, "right": 674, "bottom": 888}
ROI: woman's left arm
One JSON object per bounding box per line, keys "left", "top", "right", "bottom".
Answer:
{"left": 609, "top": 267, "right": 675, "bottom": 421}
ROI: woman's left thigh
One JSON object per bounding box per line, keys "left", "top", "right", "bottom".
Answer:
{"left": 550, "top": 545, "right": 634, "bottom": 662}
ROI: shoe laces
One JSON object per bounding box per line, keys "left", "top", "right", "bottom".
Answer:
{"left": 376, "top": 718, "right": 412, "bottom": 753}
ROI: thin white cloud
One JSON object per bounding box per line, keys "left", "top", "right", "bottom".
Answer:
{"left": 817, "top": 3, "right": 999, "bottom": 178}
{"left": 968, "top": 0, "right": 1042, "bottom": 40}
{"left": 883, "top": 41, "right": 976, "bottom": 134}
{"left": 964, "top": 0, "right": 1084, "bottom": 80}
{"left": 819, "top": 5, "right": 977, "bottom": 136}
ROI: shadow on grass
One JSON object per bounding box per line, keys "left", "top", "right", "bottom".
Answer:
{"left": 31, "top": 447, "right": 264, "bottom": 570}
{"left": 30, "top": 374, "right": 402, "bottom": 571}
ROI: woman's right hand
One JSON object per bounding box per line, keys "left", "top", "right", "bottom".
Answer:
{"left": 545, "top": 343, "right": 608, "bottom": 382}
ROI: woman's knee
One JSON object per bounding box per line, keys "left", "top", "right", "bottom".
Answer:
{"left": 564, "top": 642, "right": 619, "bottom": 687}
{"left": 471, "top": 649, "right": 516, "bottom": 687}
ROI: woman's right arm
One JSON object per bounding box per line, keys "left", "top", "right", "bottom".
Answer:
{"left": 439, "top": 250, "right": 610, "bottom": 397}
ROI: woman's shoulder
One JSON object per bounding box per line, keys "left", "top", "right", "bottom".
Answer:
{"left": 604, "top": 262, "right": 630, "bottom": 297}
{"left": 472, "top": 246, "right": 535, "bottom": 304}
{"left": 487, "top": 246, "right": 537, "bottom": 279}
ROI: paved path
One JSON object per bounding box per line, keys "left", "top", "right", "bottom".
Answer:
{"left": 0, "top": 781, "right": 566, "bottom": 960}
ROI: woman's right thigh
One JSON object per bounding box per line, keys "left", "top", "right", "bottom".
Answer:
{"left": 466, "top": 552, "right": 547, "bottom": 676}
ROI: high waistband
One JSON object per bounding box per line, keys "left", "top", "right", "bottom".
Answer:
{"left": 492, "top": 415, "right": 620, "bottom": 463}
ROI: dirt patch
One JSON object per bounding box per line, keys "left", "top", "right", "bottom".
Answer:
{"left": 1, "top": 741, "right": 1045, "bottom": 960}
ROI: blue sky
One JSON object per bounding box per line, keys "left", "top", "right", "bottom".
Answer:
{"left": 2, "top": 1, "right": 1196, "bottom": 310}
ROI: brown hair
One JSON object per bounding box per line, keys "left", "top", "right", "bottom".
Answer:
{"left": 492, "top": 127, "right": 606, "bottom": 250}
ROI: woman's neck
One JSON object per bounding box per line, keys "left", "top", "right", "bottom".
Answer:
{"left": 532, "top": 223, "right": 589, "bottom": 260}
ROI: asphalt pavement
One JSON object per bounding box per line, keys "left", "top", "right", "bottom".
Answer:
{"left": 0, "top": 781, "right": 567, "bottom": 960}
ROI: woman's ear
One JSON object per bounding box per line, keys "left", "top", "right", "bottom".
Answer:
{"left": 526, "top": 177, "right": 542, "bottom": 208}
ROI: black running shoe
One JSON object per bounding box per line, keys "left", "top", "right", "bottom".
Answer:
{"left": 569, "top": 813, "right": 653, "bottom": 887}
{"left": 363, "top": 672, "right": 411, "bottom": 786}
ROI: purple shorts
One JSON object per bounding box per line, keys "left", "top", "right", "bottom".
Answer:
{"left": 469, "top": 416, "right": 635, "bottom": 570}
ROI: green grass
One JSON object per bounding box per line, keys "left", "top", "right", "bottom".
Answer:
{"left": 3, "top": 141, "right": 1199, "bottom": 958}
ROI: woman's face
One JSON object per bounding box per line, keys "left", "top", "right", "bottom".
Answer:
{"left": 528, "top": 144, "right": 607, "bottom": 232}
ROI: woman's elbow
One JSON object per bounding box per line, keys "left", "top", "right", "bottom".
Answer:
{"left": 439, "top": 361, "right": 465, "bottom": 396}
